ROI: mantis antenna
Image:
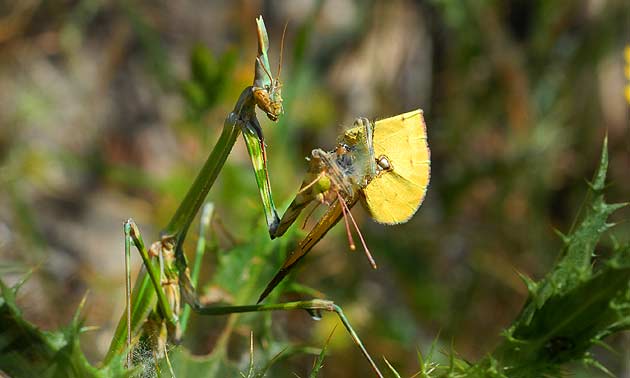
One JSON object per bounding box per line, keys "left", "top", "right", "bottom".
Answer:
{"left": 277, "top": 21, "right": 288, "bottom": 81}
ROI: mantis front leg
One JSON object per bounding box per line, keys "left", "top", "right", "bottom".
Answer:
{"left": 242, "top": 120, "right": 280, "bottom": 235}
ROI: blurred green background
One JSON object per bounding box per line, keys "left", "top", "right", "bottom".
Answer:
{"left": 0, "top": 0, "right": 629, "bottom": 376}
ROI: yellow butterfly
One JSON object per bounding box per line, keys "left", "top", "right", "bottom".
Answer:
{"left": 259, "top": 109, "right": 430, "bottom": 303}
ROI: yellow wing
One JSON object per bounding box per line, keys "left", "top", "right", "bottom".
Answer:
{"left": 361, "top": 109, "right": 430, "bottom": 224}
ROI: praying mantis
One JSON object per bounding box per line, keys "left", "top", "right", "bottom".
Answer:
{"left": 103, "top": 16, "right": 384, "bottom": 378}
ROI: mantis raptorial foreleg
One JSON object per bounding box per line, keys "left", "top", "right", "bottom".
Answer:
{"left": 242, "top": 121, "right": 280, "bottom": 235}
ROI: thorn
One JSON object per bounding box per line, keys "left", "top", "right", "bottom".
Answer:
{"left": 72, "top": 291, "right": 90, "bottom": 327}
{"left": 515, "top": 271, "right": 537, "bottom": 295}
{"left": 605, "top": 202, "right": 629, "bottom": 212}
{"left": 604, "top": 222, "right": 617, "bottom": 230}
{"left": 14, "top": 267, "right": 36, "bottom": 293}
{"left": 553, "top": 229, "right": 570, "bottom": 244}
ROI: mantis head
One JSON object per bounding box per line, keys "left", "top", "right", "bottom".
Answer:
{"left": 253, "top": 72, "right": 283, "bottom": 122}
{"left": 253, "top": 18, "right": 287, "bottom": 122}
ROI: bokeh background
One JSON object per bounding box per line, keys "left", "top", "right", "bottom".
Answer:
{"left": 1, "top": 0, "right": 629, "bottom": 376}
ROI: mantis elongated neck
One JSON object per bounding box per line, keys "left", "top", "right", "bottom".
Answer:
{"left": 162, "top": 87, "right": 255, "bottom": 247}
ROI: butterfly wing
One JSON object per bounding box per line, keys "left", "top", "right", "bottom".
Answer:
{"left": 360, "top": 109, "right": 430, "bottom": 224}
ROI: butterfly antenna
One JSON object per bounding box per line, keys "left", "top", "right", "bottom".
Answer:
{"left": 277, "top": 21, "right": 288, "bottom": 81}
{"left": 339, "top": 194, "right": 377, "bottom": 269}
{"left": 337, "top": 192, "right": 356, "bottom": 251}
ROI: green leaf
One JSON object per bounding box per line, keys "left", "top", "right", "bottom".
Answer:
{"left": 383, "top": 357, "right": 402, "bottom": 378}
{"left": 309, "top": 326, "right": 335, "bottom": 378}
{"left": 519, "top": 137, "right": 623, "bottom": 324}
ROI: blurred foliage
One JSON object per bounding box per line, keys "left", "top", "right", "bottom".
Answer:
{"left": 0, "top": 0, "right": 629, "bottom": 377}
{"left": 181, "top": 45, "right": 237, "bottom": 122}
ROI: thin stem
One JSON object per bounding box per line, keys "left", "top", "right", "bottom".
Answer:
{"left": 127, "top": 221, "right": 178, "bottom": 326}
{"left": 124, "top": 222, "right": 132, "bottom": 369}
{"left": 180, "top": 203, "right": 214, "bottom": 333}
{"left": 333, "top": 304, "right": 384, "bottom": 378}
{"left": 189, "top": 299, "right": 383, "bottom": 378}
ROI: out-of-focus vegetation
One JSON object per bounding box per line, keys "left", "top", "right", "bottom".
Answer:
{"left": 0, "top": 1, "right": 629, "bottom": 377}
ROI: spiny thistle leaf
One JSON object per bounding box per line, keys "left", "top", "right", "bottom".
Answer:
{"left": 518, "top": 137, "right": 625, "bottom": 324}
{"left": 484, "top": 138, "right": 630, "bottom": 377}
{"left": 412, "top": 336, "right": 440, "bottom": 378}
{"left": 0, "top": 279, "right": 130, "bottom": 378}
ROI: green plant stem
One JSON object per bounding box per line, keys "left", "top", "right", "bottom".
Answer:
{"left": 124, "top": 222, "right": 132, "bottom": 369}
{"left": 179, "top": 203, "right": 214, "bottom": 333}
{"left": 332, "top": 304, "right": 383, "bottom": 378}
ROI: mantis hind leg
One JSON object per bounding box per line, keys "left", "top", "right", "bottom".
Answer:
{"left": 182, "top": 299, "right": 384, "bottom": 378}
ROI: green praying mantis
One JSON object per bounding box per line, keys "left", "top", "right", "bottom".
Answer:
{"left": 104, "top": 16, "right": 385, "bottom": 378}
